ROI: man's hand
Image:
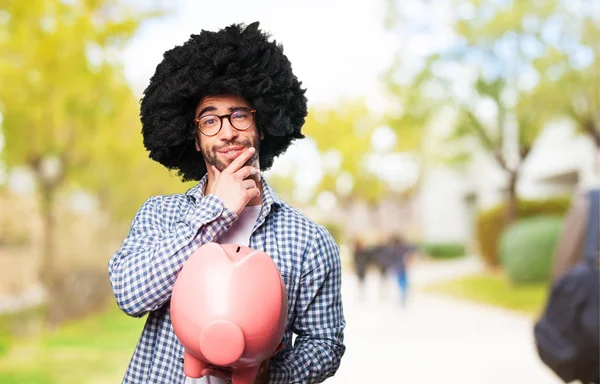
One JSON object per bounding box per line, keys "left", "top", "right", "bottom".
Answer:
{"left": 201, "top": 359, "right": 269, "bottom": 384}
{"left": 254, "top": 359, "right": 270, "bottom": 384}
{"left": 201, "top": 366, "right": 232, "bottom": 383}
{"left": 207, "top": 147, "right": 261, "bottom": 215}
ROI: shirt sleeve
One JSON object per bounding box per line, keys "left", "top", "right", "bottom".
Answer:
{"left": 108, "top": 194, "right": 237, "bottom": 317}
{"left": 268, "top": 225, "right": 346, "bottom": 383}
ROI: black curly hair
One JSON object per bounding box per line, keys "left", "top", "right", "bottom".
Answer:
{"left": 140, "top": 21, "right": 307, "bottom": 181}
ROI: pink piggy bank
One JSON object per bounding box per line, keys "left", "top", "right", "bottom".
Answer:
{"left": 170, "top": 242, "right": 288, "bottom": 384}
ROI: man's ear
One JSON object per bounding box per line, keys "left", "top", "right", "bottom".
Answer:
{"left": 195, "top": 137, "right": 201, "bottom": 152}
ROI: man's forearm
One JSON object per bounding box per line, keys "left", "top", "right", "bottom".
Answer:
{"left": 267, "top": 225, "right": 346, "bottom": 383}
{"left": 108, "top": 195, "right": 237, "bottom": 317}
{"left": 268, "top": 336, "right": 345, "bottom": 384}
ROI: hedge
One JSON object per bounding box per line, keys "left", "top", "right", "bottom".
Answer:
{"left": 420, "top": 243, "right": 466, "bottom": 259}
{"left": 499, "top": 216, "right": 563, "bottom": 284}
{"left": 475, "top": 197, "right": 571, "bottom": 267}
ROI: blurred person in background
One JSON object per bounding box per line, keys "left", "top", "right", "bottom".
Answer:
{"left": 535, "top": 146, "right": 599, "bottom": 384}
{"left": 387, "top": 235, "right": 418, "bottom": 308}
{"left": 351, "top": 238, "right": 369, "bottom": 295}
{"left": 552, "top": 147, "right": 600, "bottom": 281}
{"left": 108, "top": 22, "right": 345, "bottom": 384}
{"left": 351, "top": 234, "right": 394, "bottom": 299}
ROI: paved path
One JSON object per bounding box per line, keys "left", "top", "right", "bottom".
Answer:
{"left": 326, "top": 258, "right": 562, "bottom": 384}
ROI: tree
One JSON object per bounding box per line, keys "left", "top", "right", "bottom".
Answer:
{"left": 383, "top": 62, "right": 445, "bottom": 199}
{"left": 0, "top": 0, "right": 163, "bottom": 288}
{"left": 73, "top": 81, "right": 195, "bottom": 225}
{"left": 444, "top": 77, "right": 546, "bottom": 225}
{"left": 302, "top": 99, "right": 390, "bottom": 207}
{"left": 527, "top": 1, "right": 600, "bottom": 148}
{"left": 383, "top": 0, "right": 598, "bottom": 225}
{"left": 299, "top": 98, "right": 424, "bottom": 241}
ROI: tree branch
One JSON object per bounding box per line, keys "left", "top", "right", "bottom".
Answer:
{"left": 464, "top": 109, "right": 508, "bottom": 170}
{"left": 583, "top": 119, "right": 600, "bottom": 148}
{"left": 520, "top": 145, "right": 531, "bottom": 161}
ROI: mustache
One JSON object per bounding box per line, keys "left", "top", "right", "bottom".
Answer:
{"left": 214, "top": 140, "right": 252, "bottom": 152}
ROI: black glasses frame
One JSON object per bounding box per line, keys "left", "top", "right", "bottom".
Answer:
{"left": 194, "top": 109, "right": 257, "bottom": 137}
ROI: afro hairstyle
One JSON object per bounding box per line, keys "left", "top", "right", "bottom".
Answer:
{"left": 140, "top": 21, "right": 308, "bottom": 182}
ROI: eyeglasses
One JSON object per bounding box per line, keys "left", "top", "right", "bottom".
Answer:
{"left": 194, "top": 108, "right": 256, "bottom": 137}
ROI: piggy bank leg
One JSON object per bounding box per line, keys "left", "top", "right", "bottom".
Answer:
{"left": 231, "top": 364, "right": 260, "bottom": 384}
{"left": 184, "top": 351, "right": 208, "bottom": 378}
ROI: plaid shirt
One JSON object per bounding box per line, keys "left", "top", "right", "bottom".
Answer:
{"left": 108, "top": 175, "right": 346, "bottom": 383}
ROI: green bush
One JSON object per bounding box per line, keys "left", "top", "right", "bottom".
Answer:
{"left": 420, "top": 243, "right": 466, "bottom": 259}
{"left": 499, "top": 216, "right": 563, "bottom": 285}
{"left": 475, "top": 197, "right": 570, "bottom": 267}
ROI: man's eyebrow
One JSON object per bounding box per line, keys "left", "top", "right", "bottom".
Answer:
{"left": 197, "top": 105, "right": 250, "bottom": 117}
{"left": 197, "top": 106, "right": 216, "bottom": 117}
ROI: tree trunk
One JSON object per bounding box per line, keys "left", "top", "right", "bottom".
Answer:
{"left": 503, "top": 169, "right": 519, "bottom": 228}
{"left": 30, "top": 157, "right": 66, "bottom": 328}
{"left": 30, "top": 157, "right": 65, "bottom": 287}
{"left": 583, "top": 120, "right": 599, "bottom": 148}
{"left": 37, "top": 178, "right": 58, "bottom": 289}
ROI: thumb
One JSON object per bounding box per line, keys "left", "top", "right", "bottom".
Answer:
{"left": 211, "top": 165, "right": 220, "bottom": 177}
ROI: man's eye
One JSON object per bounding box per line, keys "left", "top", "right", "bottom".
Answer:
{"left": 202, "top": 118, "right": 218, "bottom": 125}
{"left": 232, "top": 112, "right": 249, "bottom": 119}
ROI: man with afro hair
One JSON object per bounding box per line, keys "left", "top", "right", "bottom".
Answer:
{"left": 108, "top": 22, "right": 346, "bottom": 384}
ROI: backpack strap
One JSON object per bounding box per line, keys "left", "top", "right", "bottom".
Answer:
{"left": 584, "top": 188, "right": 600, "bottom": 268}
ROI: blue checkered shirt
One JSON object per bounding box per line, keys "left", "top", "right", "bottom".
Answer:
{"left": 108, "top": 175, "right": 346, "bottom": 383}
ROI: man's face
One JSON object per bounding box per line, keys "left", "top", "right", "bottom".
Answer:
{"left": 194, "top": 94, "right": 262, "bottom": 172}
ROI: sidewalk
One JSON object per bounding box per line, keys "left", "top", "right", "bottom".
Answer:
{"left": 327, "top": 259, "right": 562, "bottom": 384}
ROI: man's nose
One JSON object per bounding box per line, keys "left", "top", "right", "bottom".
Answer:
{"left": 219, "top": 117, "right": 238, "bottom": 141}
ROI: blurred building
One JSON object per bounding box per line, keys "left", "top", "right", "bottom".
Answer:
{"left": 415, "top": 121, "right": 597, "bottom": 252}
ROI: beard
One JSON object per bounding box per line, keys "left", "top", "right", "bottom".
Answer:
{"left": 202, "top": 135, "right": 260, "bottom": 172}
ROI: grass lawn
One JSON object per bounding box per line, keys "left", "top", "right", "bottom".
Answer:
{"left": 0, "top": 303, "right": 145, "bottom": 384}
{"left": 422, "top": 270, "right": 551, "bottom": 317}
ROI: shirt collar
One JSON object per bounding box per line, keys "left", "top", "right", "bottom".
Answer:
{"left": 185, "top": 174, "right": 284, "bottom": 210}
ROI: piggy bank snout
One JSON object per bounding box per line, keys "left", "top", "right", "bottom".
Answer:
{"left": 199, "top": 320, "right": 245, "bottom": 366}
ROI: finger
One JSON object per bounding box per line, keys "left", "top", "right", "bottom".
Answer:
{"left": 242, "top": 179, "right": 257, "bottom": 190}
{"left": 245, "top": 186, "right": 260, "bottom": 199}
{"left": 202, "top": 368, "right": 232, "bottom": 381}
{"left": 224, "top": 147, "right": 255, "bottom": 173}
{"left": 234, "top": 165, "right": 260, "bottom": 180}
{"left": 211, "top": 165, "right": 220, "bottom": 177}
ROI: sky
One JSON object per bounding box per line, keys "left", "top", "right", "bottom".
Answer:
{"left": 122, "top": 0, "right": 397, "bottom": 107}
